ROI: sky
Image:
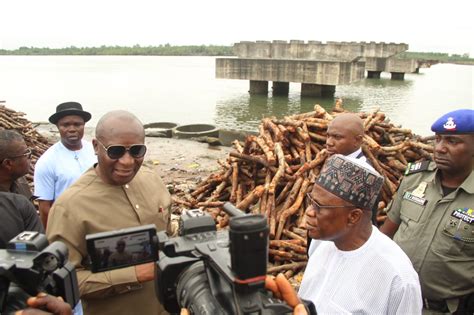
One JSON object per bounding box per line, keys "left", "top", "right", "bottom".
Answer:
{"left": 0, "top": 0, "right": 473, "bottom": 56}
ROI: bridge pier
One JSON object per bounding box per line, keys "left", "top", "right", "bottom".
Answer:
{"left": 367, "top": 71, "right": 381, "bottom": 79}
{"left": 301, "top": 83, "right": 335, "bottom": 97}
{"left": 391, "top": 72, "right": 405, "bottom": 80}
{"left": 249, "top": 80, "right": 268, "bottom": 94}
{"left": 272, "top": 81, "right": 289, "bottom": 95}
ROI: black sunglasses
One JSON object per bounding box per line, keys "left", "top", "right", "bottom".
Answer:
{"left": 306, "top": 193, "right": 355, "bottom": 211}
{"left": 97, "top": 140, "right": 147, "bottom": 160}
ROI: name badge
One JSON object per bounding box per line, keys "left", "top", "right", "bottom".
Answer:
{"left": 451, "top": 208, "right": 474, "bottom": 225}
{"left": 403, "top": 191, "right": 427, "bottom": 206}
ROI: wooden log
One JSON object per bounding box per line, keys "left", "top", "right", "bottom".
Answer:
{"left": 269, "top": 240, "right": 307, "bottom": 254}
{"left": 282, "top": 229, "right": 307, "bottom": 246}
{"left": 230, "top": 151, "right": 269, "bottom": 167}
{"left": 276, "top": 178, "right": 310, "bottom": 240}
{"left": 254, "top": 135, "right": 276, "bottom": 165}
{"left": 267, "top": 262, "right": 307, "bottom": 274}
{"left": 236, "top": 185, "right": 265, "bottom": 211}
{"left": 294, "top": 149, "right": 328, "bottom": 177}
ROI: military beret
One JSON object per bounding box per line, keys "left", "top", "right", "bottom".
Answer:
{"left": 431, "top": 109, "right": 474, "bottom": 134}
{"left": 316, "top": 154, "right": 384, "bottom": 211}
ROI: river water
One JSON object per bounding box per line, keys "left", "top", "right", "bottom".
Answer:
{"left": 0, "top": 56, "right": 472, "bottom": 136}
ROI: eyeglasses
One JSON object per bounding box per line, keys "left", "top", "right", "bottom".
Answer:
{"left": 306, "top": 193, "right": 355, "bottom": 212}
{"left": 5, "top": 148, "right": 32, "bottom": 160}
{"left": 96, "top": 140, "right": 147, "bottom": 160}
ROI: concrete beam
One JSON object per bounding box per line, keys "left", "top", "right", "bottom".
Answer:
{"left": 233, "top": 41, "right": 408, "bottom": 60}
{"left": 216, "top": 58, "right": 365, "bottom": 86}
{"left": 366, "top": 57, "right": 418, "bottom": 73}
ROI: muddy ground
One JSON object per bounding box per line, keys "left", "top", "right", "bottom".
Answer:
{"left": 36, "top": 124, "right": 232, "bottom": 202}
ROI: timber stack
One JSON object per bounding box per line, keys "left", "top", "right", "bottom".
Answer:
{"left": 0, "top": 103, "right": 52, "bottom": 184}
{"left": 173, "top": 100, "right": 435, "bottom": 280}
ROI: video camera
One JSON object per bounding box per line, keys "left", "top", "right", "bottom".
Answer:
{"left": 87, "top": 202, "right": 316, "bottom": 315}
{"left": 0, "top": 231, "right": 80, "bottom": 313}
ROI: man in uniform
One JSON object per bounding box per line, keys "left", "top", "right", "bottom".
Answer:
{"left": 381, "top": 109, "right": 474, "bottom": 314}
{"left": 46, "top": 110, "right": 171, "bottom": 315}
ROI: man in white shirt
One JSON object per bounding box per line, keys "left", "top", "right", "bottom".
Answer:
{"left": 34, "top": 102, "right": 96, "bottom": 228}
{"left": 299, "top": 154, "right": 422, "bottom": 314}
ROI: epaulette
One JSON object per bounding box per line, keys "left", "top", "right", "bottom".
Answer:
{"left": 404, "top": 160, "right": 431, "bottom": 175}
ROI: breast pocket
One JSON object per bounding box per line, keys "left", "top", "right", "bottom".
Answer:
{"left": 398, "top": 199, "right": 425, "bottom": 236}
{"left": 434, "top": 216, "right": 474, "bottom": 257}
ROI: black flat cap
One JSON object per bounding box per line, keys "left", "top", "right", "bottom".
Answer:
{"left": 48, "top": 102, "right": 91, "bottom": 124}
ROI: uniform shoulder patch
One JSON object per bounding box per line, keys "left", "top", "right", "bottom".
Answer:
{"left": 404, "top": 161, "right": 431, "bottom": 175}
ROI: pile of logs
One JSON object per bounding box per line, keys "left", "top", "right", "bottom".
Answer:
{"left": 0, "top": 103, "right": 52, "bottom": 184}
{"left": 174, "top": 101, "right": 434, "bottom": 280}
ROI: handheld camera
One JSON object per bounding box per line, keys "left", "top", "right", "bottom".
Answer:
{"left": 0, "top": 231, "right": 80, "bottom": 313}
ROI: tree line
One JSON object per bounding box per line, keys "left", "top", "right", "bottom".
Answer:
{"left": 1, "top": 46, "right": 472, "bottom": 65}
{"left": 0, "top": 44, "right": 234, "bottom": 56}
{"left": 398, "top": 51, "right": 473, "bottom": 64}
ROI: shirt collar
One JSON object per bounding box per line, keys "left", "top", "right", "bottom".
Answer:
{"left": 430, "top": 167, "right": 474, "bottom": 195}
{"left": 346, "top": 148, "right": 362, "bottom": 159}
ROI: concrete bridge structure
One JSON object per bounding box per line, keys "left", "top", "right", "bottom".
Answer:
{"left": 216, "top": 40, "right": 419, "bottom": 96}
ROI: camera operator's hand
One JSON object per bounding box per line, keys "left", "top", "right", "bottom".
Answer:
{"left": 14, "top": 292, "right": 72, "bottom": 315}
{"left": 265, "top": 274, "right": 308, "bottom": 315}
{"left": 135, "top": 261, "right": 155, "bottom": 282}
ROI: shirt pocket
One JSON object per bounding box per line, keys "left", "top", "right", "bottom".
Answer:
{"left": 398, "top": 199, "right": 425, "bottom": 236}
{"left": 433, "top": 216, "right": 474, "bottom": 257}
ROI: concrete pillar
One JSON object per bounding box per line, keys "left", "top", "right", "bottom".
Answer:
{"left": 391, "top": 72, "right": 405, "bottom": 80}
{"left": 249, "top": 80, "right": 269, "bottom": 94}
{"left": 367, "top": 71, "right": 381, "bottom": 79}
{"left": 413, "top": 68, "right": 420, "bottom": 73}
{"left": 321, "top": 85, "right": 336, "bottom": 97}
{"left": 301, "top": 83, "right": 322, "bottom": 97}
{"left": 272, "top": 81, "right": 289, "bottom": 96}
{"left": 301, "top": 84, "right": 336, "bottom": 97}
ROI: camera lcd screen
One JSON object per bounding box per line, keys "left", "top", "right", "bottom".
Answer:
{"left": 86, "top": 225, "right": 157, "bottom": 273}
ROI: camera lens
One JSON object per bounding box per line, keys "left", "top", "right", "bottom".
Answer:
{"left": 176, "top": 262, "right": 226, "bottom": 315}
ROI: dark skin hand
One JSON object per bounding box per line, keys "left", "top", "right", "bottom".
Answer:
{"left": 15, "top": 293, "right": 72, "bottom": 315}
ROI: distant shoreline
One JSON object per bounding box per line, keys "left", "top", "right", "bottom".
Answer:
{"left": 1, "top": 46, "right": 473, "bottom": 65}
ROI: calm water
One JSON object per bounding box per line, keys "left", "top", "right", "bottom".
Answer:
{"left": 0, "top": 56, "right": 472, "bottom": 136}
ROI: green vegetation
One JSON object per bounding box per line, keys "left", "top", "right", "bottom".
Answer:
{"left": 0, "top": 44, "right": 234, "bottom": 56}
{"left": 398, "top": 51, "right": 474, "bottom": 65}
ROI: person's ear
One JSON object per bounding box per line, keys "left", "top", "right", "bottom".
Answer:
{"left": 92, "top": 139, "right": 99, "bottom": 155}
{"left": 347, "top": 208, "right": 363, "bottom": 225}
{"left": 1, "top": 158, "right": 13, "bottom": 170}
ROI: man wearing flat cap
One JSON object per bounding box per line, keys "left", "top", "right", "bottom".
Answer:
{"left": 300, "top": 154, "right": 422, "bottom": 314}
{"left": 381, "top": 109, "right": 474, "bottom": 314}
{"left": 34, "top": 102, "right": 96, "bottom": 228}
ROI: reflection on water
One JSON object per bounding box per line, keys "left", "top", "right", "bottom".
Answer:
{"left": 215, "top": 77, "right": 411, "bottom": 132}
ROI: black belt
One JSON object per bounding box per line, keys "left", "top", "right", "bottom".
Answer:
{"left": 423, "top": 298, "right": 449, "bottom": 312}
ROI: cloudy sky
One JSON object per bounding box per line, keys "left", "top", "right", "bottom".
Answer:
{"left": 1, "top": 0, "right": 473, "bottom": 56}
